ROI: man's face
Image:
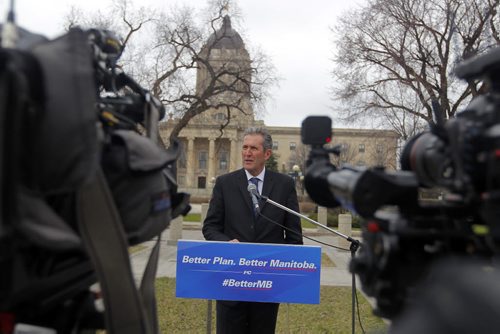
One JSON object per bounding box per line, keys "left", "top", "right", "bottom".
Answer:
{"left": 242, "top": 134, "right": 272, "bottom": 176}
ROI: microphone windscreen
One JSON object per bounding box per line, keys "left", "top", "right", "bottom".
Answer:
{"left": 247, "top": 183, "right": 257, "bottom": 192}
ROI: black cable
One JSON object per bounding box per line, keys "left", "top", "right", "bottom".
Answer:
{"left": 354, "top": 288, "right": 366, "bottom": 334}
{"left": 257, "top": 211, "right": 350, "bottom": 251}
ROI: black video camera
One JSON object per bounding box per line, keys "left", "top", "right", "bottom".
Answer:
{"left": 301, "top": 45, "right": 500, "bottom": 320}
{"left": 0, "top": 25, "right": 189, "bottom": 333}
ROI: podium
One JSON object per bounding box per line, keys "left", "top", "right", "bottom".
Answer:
{"left": 176, "top": 240, "right": 321, "bottom": 304}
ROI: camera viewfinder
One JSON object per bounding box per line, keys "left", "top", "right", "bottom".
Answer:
{"left": 301, "top": 116, "right": 332, "bottom": 146}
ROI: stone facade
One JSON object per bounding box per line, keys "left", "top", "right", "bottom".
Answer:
{"left": 269, "top": 126, "right": 399, "bottom": 173}
{"left": 159, "top": 16, "right": 400, "bottom": 198}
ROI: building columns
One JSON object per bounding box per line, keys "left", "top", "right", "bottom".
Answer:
{"left": 230, "top": 137, "right": 238, "bottom": 171}
{"left": 186, "top": 136, "right": 195, "bottom": 187}
{"left": 208, "top": 137, "right": 216, "bottom": 185}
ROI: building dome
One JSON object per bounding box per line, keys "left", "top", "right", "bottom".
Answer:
{"left": 206, "top": 15, "right": 245, "bottom": 49}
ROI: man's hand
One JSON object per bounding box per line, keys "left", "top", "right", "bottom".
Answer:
{"left": 229, "top": 239, "right": 240, "bottom": 242}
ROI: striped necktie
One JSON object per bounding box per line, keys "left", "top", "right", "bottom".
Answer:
{"left": 249, "top": 177, "right": 260, "bottom": 194}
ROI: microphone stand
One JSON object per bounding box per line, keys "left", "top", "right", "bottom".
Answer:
{"left": 258, "top": 194, "right": 361, "bottom": 334}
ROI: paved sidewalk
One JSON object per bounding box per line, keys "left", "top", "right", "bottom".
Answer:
{"left": 131, "top": 225, "right": 360, "bottom": 287}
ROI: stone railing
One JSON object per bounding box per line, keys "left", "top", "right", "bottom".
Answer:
{"left": 315, "top": 207, "right": 352, "bottom": 249}
{"left": 167, "top": 204, "right": 354, "bottom": 249}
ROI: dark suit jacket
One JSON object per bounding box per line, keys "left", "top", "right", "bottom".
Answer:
{"left": 202, "top": 168, "right": 303, "bottom": 244}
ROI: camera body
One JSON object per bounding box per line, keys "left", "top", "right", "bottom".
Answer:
{"left": 302, "top": 46, "right": 500, "bottom": 319}
{"left": 0, "top": 27, "right": 189, "bottom": 332}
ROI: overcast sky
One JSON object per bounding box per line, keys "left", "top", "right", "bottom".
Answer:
{"left": 0, "top": 0, "right": 365, "bottom": 128}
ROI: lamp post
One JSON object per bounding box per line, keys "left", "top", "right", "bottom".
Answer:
{"left": 291, "top": 164, "right": 303, "bottom": 195}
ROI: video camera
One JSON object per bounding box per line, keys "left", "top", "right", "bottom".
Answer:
{"left": 301, "top": 45, "right": 500, "bottom": 320}
{"left": 0, "top": 22, "right": 189, "bottom": 333}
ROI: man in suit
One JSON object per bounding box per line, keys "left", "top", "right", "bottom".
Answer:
{"left": 202, "top": 126, "right": 303, "bottom": 334}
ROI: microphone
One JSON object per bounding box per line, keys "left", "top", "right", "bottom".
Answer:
{"left": 247, "top": 183, "right": 260, "bottom": 214}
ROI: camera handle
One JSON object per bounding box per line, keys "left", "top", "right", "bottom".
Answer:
{"left": 258, "top": 194, "right": 361, "bottom": 334}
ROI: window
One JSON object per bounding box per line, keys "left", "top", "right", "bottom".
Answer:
{"left": 358, "top": 144, "right": 365, "bottom": 153}
{"left": 272, "top": 141, "right": 279, "bottom": 150}
{"left": 198, "top": 151, "right": 207, "bottom": 169}
{"left": 198, "top": 176, "right": 206, "bottom": 189}
{"left": 214, "top": 113, "right": 227, "bottom": 121}
{"left": 289, "top": 142, "right": 296, "bottom": 151}
{"left": 376, "top": 144, "right": 384, "bottom": 154}
{"left": 219, "top": 151, "right": 228, "bottom": 171}
{"left": 178, "top": 175, "right": 186, "bottom": 187}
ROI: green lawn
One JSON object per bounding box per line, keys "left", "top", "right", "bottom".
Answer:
{"left": 156, "top": 277, "right": 388, "bottom": 333}
{"left": 322, "top": 252, "right": 336, "bottom": 267}
{"left": 129, "top": 244, "right": 147, "bottom": 254}
{"left": 301, "top": 218, "right": 318, "bottom": 228}
{"left": 183, "top": 213, "right": 201, "bottom": 222}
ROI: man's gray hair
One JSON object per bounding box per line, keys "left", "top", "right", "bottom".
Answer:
{"left": 243, "top": 127, "right": 273, "bottom": 151}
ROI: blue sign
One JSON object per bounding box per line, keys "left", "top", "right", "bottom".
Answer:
{"left": 175, "top": 240, "right": 321, "bottom": 304}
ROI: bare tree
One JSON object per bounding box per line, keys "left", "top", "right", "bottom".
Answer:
{"left": 64, "top": 0, "right": 152, "bottom": 48}
{"left": 287, "top": 143, "right": 309, "bottom": 173}
{"left": 286, "top": 143, "right": 310, "bottom": 196}
{"left": 64, "top": 0, "right": 276, "bottom": 144}
{"left": 151, "top": 2, "right": 276, "bottom": 142}
{"left": 364, "top": 137, "right": 399, "bottom": 169}
{"left": 330, "top": 142, "right": 359, "bottom": 167}
{"left": 331, "top": 0, "right": 499, "bottom": 135}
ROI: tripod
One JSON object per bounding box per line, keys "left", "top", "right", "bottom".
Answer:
{"left": 257, "top": 194, "right": 361, "bottom": 334}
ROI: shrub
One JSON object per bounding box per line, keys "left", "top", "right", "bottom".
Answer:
{"left": 299, "top": 201, "right": 317, "bottom": 214}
